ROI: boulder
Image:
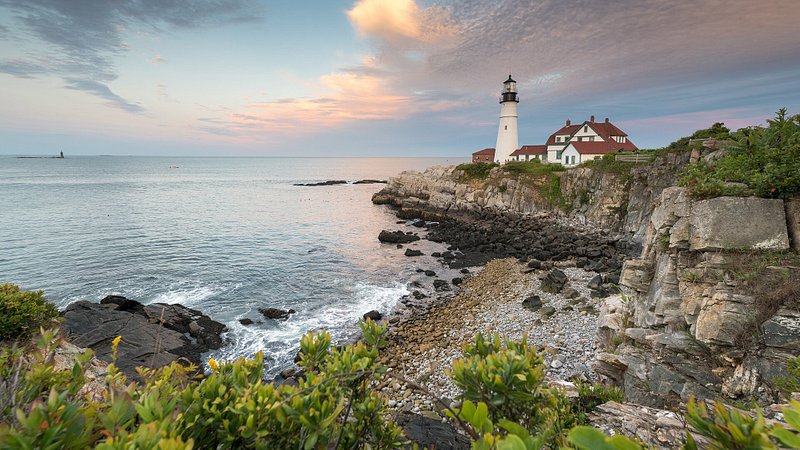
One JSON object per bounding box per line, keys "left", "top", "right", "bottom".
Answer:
{"left": 404, "top": 249, "right": 424, "bottom": 257}
{"left": 61, "top": 297, "right": 226, "bottom": 382}
{"left": 239, "top": 318, "right": 254, "bottom": 325}
{"left": 451, "top": 277, "right": 463, "bottom": 286}
{"left": 424, "top": 270, "right": 436, "bottom": 277}
{"left": 378, "top": 230, "right": 420, "bottom": 244}
{"left": 522, "top": 295, "right": 542, "bottom": 311}
{"left": 540, "top": 306, "right": 556, "bottom": 318}
{"left": 363, "top": 310, "right": 382, "bottom": 321}
{"left": 433, "top": 279, "right": 451, "bottom": 292}
{"left": 689, "top": 197, "right": 790, "bottom": 251}
{"left": 259, "top": 307, "right": 295, "bottom": 320}
{"left": 396, "top": 412, "right": 470, "bottom": 450}
{"left": 761, "top": 309, "right": 800, "bottom": 349}
{"left": 540, "top": 269, "right": 568, "bottom": 294}
{"left": 695, "top": 292, "right": 755, "bottom": 346}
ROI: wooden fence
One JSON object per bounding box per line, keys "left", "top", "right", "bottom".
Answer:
{"left": 615, "top": 153, "right": 656, "bottom": 163}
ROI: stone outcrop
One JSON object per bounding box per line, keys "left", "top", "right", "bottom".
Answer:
{"left": 61, "top": 295, "right": 227, "bottom": 381}
{"left": 689, "top": 197, "right": 789, "bottom": 251}
{"left": 595, "top": 186, "right": 799, "bottom": 407}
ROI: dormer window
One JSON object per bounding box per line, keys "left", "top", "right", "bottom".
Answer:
{"left": 583, "top": 125, "right": 588, "bottom": 132}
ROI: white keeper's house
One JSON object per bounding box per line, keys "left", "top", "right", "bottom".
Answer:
{"left": 471, "top": 76, "right": 638, "bottom": 167}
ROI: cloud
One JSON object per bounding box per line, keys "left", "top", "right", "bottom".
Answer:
{"left": 0, "top": 0, "right": 262, "bottom": 112}
{"left": 151, "top": 54, "right": 167, "bottom": 64}
{"left": 347, "top": 0, "right": 458, "bottom": 47}
{"left": 64, "top": 78, "right": 145, "bottom": 113}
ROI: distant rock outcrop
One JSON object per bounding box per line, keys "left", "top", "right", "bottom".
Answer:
{"left": 60, "top": 296, "right": 227, "bottom": 381}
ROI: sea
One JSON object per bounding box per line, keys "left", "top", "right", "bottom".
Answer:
{"left": 0, "top": 156, "right": 467, "bottom": 373}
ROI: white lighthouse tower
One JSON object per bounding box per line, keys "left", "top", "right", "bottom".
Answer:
{"left": 494, "top": 75, "right": 519, "bottom": 164}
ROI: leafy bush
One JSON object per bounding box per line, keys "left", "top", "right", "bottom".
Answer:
{"left": 456, "top": 162, "right": 499, "bottom": 180}
{"left": 678, "top": 109, "right": 800, "bottom": 199}
{"left": 775, "top": 356, "right": 800, "bottom": 398}
{"left": 0, "top": 284, "right": 58, "bottom": 340}
{"left": 3, "top": 323, "right": 800, "bottom": 449}
{"left": 578, "top": 153, "right": 637, "bottom": 177}
{"left": 501, "top": 160, "right": 565, "bottom": 176}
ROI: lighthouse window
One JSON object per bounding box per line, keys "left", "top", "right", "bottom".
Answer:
{"left": 504, "top": 125, "right": 507, "bottom": 130}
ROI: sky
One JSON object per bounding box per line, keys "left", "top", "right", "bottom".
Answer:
{"left": 0, "top": 0, "right": 799, "bottom": 156}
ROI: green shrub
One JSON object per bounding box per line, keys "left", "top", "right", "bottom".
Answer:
{"left": 578, "top": 153, "right": 637, "bottom": 177}
{"left": 501, "top": 160, "right": 565, "bottom": 176}
{"left": 455, "top": 162, "right": 498, "bottom": 180}
{"left": 678, "top": 109, "right": 800, "bottom": 199}
{"left": 775, "top": 356, "right": 800, "bottom": 398}
{"left": 0, "top": 284, "right": 58, "bottom": 340}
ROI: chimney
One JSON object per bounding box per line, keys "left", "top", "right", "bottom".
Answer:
{"left": 566, "top": 119, "right": 571, "bottom": 126}
{"left": 605, "top": 117, "right": 609, "bottom": 123}
{"left": 590, "top": 115, "right": 595, "bottom": 123}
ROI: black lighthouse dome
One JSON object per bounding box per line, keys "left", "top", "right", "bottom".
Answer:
{"left": 500, "top": 74, "right": 518, "bottom": 103}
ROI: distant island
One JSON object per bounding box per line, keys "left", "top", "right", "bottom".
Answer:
{"left": 16, "top": 151, "right": 64, "bottom": 159}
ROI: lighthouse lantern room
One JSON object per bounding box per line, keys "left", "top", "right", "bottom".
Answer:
{"left": 494, "top": 75, "right": 519, "bottom": 164}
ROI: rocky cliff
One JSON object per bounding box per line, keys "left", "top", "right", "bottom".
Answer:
{"left": 372, "top": 164, "right": 633, "bottom": 230}
{"left": 595, "top": 187, "right": 799, "bottom": 407}
{"left": 373, "top": 152, "right": 800, "bottom": 408}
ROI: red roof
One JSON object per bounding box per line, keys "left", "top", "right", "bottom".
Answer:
{"left": 545, "top": 119, "right": 637, "bottom": 151}
{"left": 568, "top": 141, "right": 631, "bottom": 155}
{"left": 510, "top": 145, "right": 547, "bottom": 156}
{"left": 545, "top": 125, "right": 581, "bottom": 145}
{"left": 588, "top": 121, "right": 638, "bottom": 151}
{"left": 472, "top": 148, "right": 495, "bottom": 156}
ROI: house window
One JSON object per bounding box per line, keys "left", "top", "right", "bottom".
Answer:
{"left": 525, "top": 155, "right": 529, "bottom": 161}
{"left": 556, "top": 136, "right": 561, "bottom": 142}
{"left": 588, "top": 136, "right": 594, "bottom": 141}
{"left": 583, "top": 125, "right": 588, "bottom": 132}
{"left": 556, "top": 151, "right": 563, "bottom": 159}
{"left": 594, "top": 156, "right": 601, "bottom": 160}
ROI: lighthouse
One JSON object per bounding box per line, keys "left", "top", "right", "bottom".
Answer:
{"left": 494, "top": 75, "right": 519, "bottom": 164}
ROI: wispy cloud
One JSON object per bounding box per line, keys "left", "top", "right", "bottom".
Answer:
{"left": 64, "top": 78, "right": 145, "bottom": 113}
{"left": 0, "top": 0, "right": 261, "bottom": 113}
{"left": 151, "top": 54, "right": 167, "bottom": 65}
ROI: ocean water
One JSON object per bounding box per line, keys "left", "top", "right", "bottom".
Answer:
{"left": 0, "top": 156, "right": 466, "bottom": 372}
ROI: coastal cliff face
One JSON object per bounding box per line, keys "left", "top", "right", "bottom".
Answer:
{"left": 372, "top": 164, "right": 634, "bottom": 229}
{"left": 373, "top": 152, "right": 800, "bottom": 408}
{"left": 596, "top": 186, "right": 799, "bottom": 407}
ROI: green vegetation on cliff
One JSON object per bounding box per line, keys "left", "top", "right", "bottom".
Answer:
{"left": 0, "top": 283, "right": 58, "bottom": 340}
{"left": 2, "top": 288, "right": 800, "bottom": 449}
{"left": 456, "top": 162, "right": 498, "bottom": 180}
{"left": 678, "top": 109, "right": 800, "bottom": 199}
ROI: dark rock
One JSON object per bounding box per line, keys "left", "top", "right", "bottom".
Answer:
{"left": 404, "top": 249, "right": 424, "bottom": 257}
{"left": 353, "top": 179, "right": 387, "bottom": 184}
{"left": 61, "top": 297, "right": 226, "bottom": 382}
{"left": 397, "top": 412, "right": 470, "bottom": 450}
{"left": 561, "top": 287, "right": 580, "bottom": 299}
{"left": 433, "top": 279, "right": 451, "bottom": 292}
{"left": 412, "top": 291, "right": 427, "bottom": 299}
{"left": 527, "top": 260, "right": 542, "bottom": 270}
{"left": 293, "top": 180, "right": 347, "bottom": 186}
{"left": 378, "top": 230, "right": 420, "bottom": 244}
{"left": 259, "top": 307, "right": 295, "bottom": 320}
{"left": 239, "top": 318, "right": 254, "bottom": 325}
{"left": 541, "top": 269, "right": 568, "bottom": 294}
{"left": 604, "top": 274, "right": 621, "bottom": 285}
{"left": 363, "top": 310, "right": 382, "bottom": 321}
{"left": 424, "top": 270, "right": 436, "bottom": 277}
{"left": 412, "top": 220, "right": 426, "bottom": 227}
{"left": 451, "top": 277, "right": 463, "bottom": 286}
{"left": 431, "top": 252, "right": 442, "bottom": 258}
{"left": 522, "top": 295, "right": 542, "bottom": 311}
{"left": 588, "top": 274, "right": 604, "bottom": 290}
{"left": 540, "top": 306, "right": 557, "bottom": 318}
{"left": 460, "top": 268, "right": 470, "bottom": 274}
{"left": 397, "top": 244, "right": 403, "bottom": 249}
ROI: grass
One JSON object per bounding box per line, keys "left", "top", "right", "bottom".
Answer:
{"left": 455, "top": 162, "right": 498, "bottom": 180}
{"left": 578, "top": 153, "right": 637, "bottom": 177}
{"left": 501, "top": 160, "right": 566, "bottom": 176}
